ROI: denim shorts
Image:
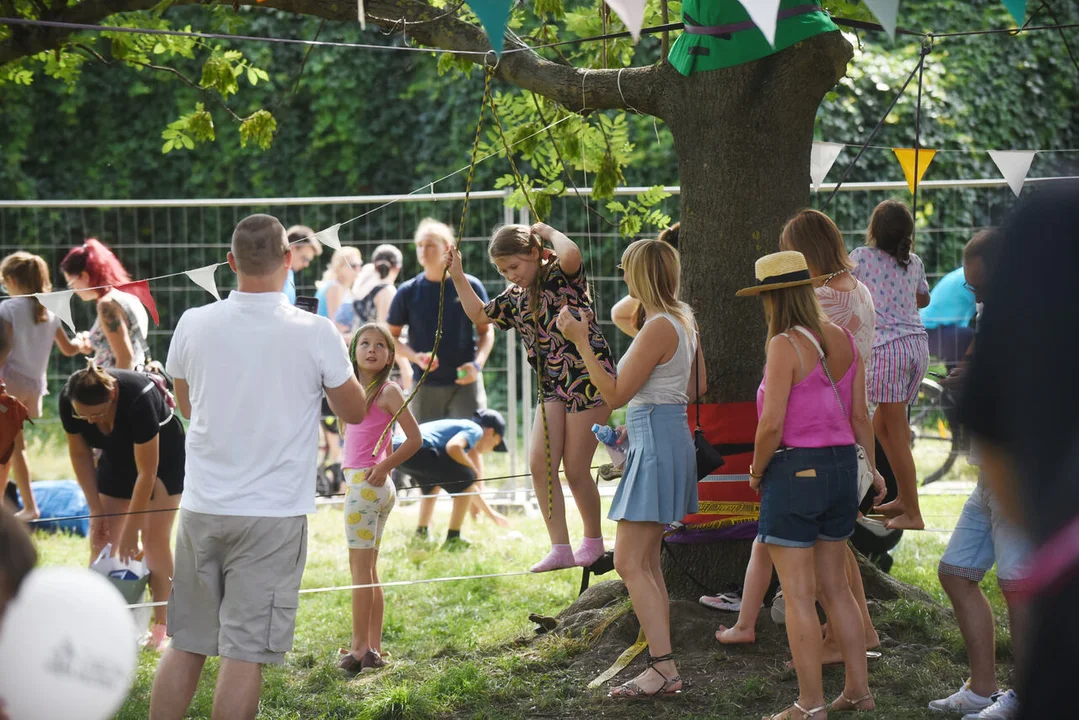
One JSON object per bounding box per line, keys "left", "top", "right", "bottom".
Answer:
{"left": 757, "top": 445, "right": 859, "bottom": 548}
{"left": 938, "top": 477, "right": 1032, "bottom": 592}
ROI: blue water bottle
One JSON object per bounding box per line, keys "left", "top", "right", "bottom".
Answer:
{"left": 592, "top": 424, "right": 625, "bottom": 467}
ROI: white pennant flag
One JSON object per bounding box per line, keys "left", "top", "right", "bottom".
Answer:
{"left": 736, "top": 0, "right": 782, "bottom": 47}
{"left": 34, "top": 290, "right": 76, "bottom": 334}
{"left": 314, "top": 223, "right": 342, "bottom": 251}
{"left": 185, "top": 264, "right": 221, "bottom": 301}
{"left": 863, "top": 0, "right": 900, "bottom": 42}
{"left": 604, "top": 0, "right": 647, "bottom": 41}
{"left": 988, "top": 150, "right": 1037, "bottom": 197}
{"left": 811, "top": 142, "right": 845, "bottom": 192}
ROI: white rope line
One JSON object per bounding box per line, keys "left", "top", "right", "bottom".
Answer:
{"left": 125, "top": 568, "right": 556, "bottom": 609}
{"left": 14, "top": 114, "right": 574, "bottom": 300}
{"left": 615, "top": 67, "right": 642, "bottom": 115}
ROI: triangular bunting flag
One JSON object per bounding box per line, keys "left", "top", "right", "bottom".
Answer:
{"left": 604, "top": 0, "right": 647, "bottom": 41}
{"left": 811, "top": 142, "right": 845, "bottom": 192}
{"left": 893, "top": 148, "right": 937, "bottom": 194}
{"left": 34, "top": 290, "right": 76, "bottom": 334}
{"left": 185, "top": 264, "right": 222, "bottom": 301}
{"left": 117, "top": 280, "right": 160, "bottom": 326}
{"left": 863, "top": 0, "right": 900, "bottom": 42}
{"left": 314, "top": 223, "right": 342, "bottom": 251}
{"left": 988, "top": 150, "right": 1036, "bottom": 197}
{"left": 1002, "top": 0, "right": 1026, "bottom": 25}
{"left": 465, "top": 0, "right": 513, "bottom": 56}
{"left": 735, "top": 0, "right": 782, "bottom": 47}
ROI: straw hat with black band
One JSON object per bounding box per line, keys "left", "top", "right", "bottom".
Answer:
{"left": 736, "top": 251, "right": 830, "bottom": 297}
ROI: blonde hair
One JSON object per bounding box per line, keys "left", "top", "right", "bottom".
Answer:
{"left": 0, "top": 252, "right": 52, "bottom": 323}
{"left": 761, "top": 285, "right": 830, "bottom": 356}
{"left": 778, "top": 210, "right": 854, "bottom": 277}
{"left": 348, "top": 322, "right": 397, "bottom": 413}
{"left": 414, "top": 218, "right": 454, "bottom": 247}
{"left": 621, "top": 239, "right": 694, "bottom": 336}
{"left": 319, "top": 247, "right": 362, "bottom": 287}
{"left": 488, "top": 224, "right": 549, "bottom": 314}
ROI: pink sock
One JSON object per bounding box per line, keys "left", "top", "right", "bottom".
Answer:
{"left": 530, "top": 544, "right": 575, "bottom": 573}
{"left": 573, "top": 537, "right": 606, "bottom": 567}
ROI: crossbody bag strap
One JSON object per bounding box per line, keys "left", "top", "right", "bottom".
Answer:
{"left": 791, "top": 326, "right": 847, "bottom": 418}
{"left": 694, "top": 328, "right": 701, "bottom": 430}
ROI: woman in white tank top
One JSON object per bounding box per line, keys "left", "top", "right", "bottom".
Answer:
{"left": 557, "top": 238, "right": 705, "bottom": 699}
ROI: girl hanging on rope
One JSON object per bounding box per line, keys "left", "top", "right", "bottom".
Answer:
{"left": 337, "top": 322, "right": 421, "bottom": 675}
{"left": 444, "top": 222, "right": 614, "bottom": 573}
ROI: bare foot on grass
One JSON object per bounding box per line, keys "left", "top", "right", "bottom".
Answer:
{"left": 715, "top": 624, "right": 756, "bottom": 645}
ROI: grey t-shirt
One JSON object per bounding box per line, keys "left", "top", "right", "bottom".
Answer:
{"left": 0, "top": 297, "right": 60, "bottom": 394}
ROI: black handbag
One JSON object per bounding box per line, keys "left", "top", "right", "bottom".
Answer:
{"left": 692, "top": 342, "right": 724, "bottom": 479}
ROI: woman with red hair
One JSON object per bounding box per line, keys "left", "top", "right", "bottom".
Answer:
{"left": 61, "top": 239, "right": 149, "bottom": 370}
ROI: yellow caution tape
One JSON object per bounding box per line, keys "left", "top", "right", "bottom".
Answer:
{"left": 588, "top": 628, "right": 647, "bottom": 689}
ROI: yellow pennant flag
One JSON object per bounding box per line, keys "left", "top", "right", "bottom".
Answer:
{"left": 893, "top": 148, "right": 937, "bottom": 194}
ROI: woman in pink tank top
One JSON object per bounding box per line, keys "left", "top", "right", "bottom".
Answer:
{"left": 736, "top": 251, "right": 879, "bottom": 720}
{"left": 716, "top": 213, "right": 885, "bottom": 686}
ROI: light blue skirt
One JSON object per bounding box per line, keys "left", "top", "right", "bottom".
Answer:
{"left": 608, "top": 404, "right": 699, "bottom": 524}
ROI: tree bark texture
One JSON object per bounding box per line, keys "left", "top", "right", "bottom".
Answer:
{"left": 666, "top": 31, "right": 853, "bottom": 400}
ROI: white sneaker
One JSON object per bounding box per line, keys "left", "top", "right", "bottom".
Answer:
{"left": 699, "top": 592, "right": 763, "bottom": 612}
{"left": 962, "top": 690, "right": 1019, "bottom": 720}
{"left": 928, "top": 680, "right": 996, "bottom": 714}
{"left": 770, "top": 589, "right": 786, "bottom": 625}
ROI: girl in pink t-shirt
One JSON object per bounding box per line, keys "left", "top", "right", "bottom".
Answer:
{"left": 850, "top": 200, "right": 931, "bottom": 531}
{"left": 337, "top": 323, "right": 421, "bottom": 675}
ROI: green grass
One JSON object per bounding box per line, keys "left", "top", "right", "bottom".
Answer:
{"left": 22, "top": 431, "right": 1011, "bottom": 719}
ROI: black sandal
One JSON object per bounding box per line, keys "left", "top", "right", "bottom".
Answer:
{"left": 607, "top": 652, "right": 683, "bottom": 699}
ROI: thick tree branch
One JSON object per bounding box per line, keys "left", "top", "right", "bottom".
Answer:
{"left": 1, "top": 0, "right": 671, "bottom": 118}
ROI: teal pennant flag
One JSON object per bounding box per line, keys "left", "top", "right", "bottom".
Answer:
{"left": 467, "top": 0, "right": 513, "bottom": 57}
{"left": 1002, "top": 0, "right": 1026, "bottom": 25}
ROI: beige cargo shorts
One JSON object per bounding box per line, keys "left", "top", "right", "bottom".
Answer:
{"left": 166, "top": 509, "right": 308, "bottom": 665}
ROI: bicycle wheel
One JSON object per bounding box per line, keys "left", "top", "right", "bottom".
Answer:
{"left": 909, "top": 378, "right": 960, "bottom": 486}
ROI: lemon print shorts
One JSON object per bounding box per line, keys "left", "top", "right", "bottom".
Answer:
{"left": 343, "top": 467, "right": 397, "bottom": 550}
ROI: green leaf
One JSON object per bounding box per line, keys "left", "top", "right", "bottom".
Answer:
{"left": 247, "top": 67, "right": 258, "bottom": 86}
{"left": 153, "top": 43, "right": 167, "bottom": 55}
{"left": 161, "top": 140, "right": 173, "bottom": 154}
{"left": 181, "top": 134, "right": 194, "bottom": 150}
{"left": 239, "top": 110, "right": 277, "bottom": 150}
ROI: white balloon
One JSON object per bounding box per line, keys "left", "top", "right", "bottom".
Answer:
{"left": 0, "top": 568, "right": 137, "bottom": 720}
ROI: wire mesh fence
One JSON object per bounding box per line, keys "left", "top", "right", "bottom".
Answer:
{"left": 0, "top": 176, "right": 1061, "bottom": 473}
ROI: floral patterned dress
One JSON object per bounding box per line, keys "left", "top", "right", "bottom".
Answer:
{"left": 484, "top": 260, "right": 614, "bottom": 412}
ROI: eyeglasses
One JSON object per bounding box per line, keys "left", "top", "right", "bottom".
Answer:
{"left": 963, "top": 281, "right": 977, "bottom": 293}
{"left": 71, "top": 400, "right": 112, "bottom": 422}
{"left": 616, "top": 264, "right": 624, "bottom": 272}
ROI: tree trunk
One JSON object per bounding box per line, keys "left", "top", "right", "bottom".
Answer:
{"left": 669, "top": 31, "right": 853, "bottom": 400}
{"left": 658, "top": 32, "right": 853, "bottom": 597}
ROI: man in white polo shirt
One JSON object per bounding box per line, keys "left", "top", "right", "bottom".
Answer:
{"left": 149, "top": 214, "right": 366, "bottom": 720}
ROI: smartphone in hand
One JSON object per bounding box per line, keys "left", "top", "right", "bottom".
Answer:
{"left": 295, "top": 296, "right": 319, "bottom": 314}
